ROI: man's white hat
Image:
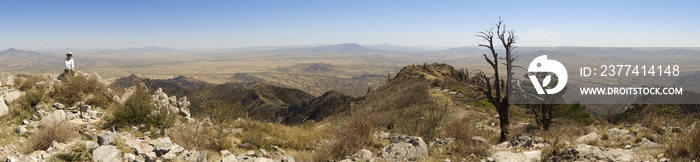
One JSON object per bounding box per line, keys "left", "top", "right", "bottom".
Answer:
{"left": 66, "top": 51, "right": 73, "bottom": 56}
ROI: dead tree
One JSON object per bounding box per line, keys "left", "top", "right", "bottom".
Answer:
{"left": 473, "top": 17, "right": 518, "bottom": 142}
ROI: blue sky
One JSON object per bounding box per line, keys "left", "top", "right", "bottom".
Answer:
{"left": 1, "top": 0, "right": 698, "bottom": 50}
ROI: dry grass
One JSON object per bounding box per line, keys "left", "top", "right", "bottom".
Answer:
{"left": 324, "top": 115, "right": 382, "bottom": 160}
{"left": 23, "top": 121, "right": 78, "bottom": 153}
{"left": 14, "top": 75, "right": 48, "bottom": 91}
{"left": 51, "top": 142, "right": 93, "bottom": 161}
{"left": 50, "top": 74, "right": 102, "bottom": 106}
{"left": 665, "top": 122, "right": 700, "bottom": 160}
{"left": 167, "top": 123, "right": 237, "bottom": 152}
{"left": 7, "top": 85, "right": 48, "bottom": 122}
{"left": 432, "top": 117, "right": 491, "bottom": 161}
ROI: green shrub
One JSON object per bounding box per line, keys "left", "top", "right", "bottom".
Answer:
{"left": 558, "top": 103, "right": 594, "bottom": 126}
{"left": 8, "top": 86, "right": 47, "bottom": 121}
{"left": 50, "top": 74, "right": 102, "bottom": 106}
{"left": 111, "top": 87, "right": 152, "bottom": 127}
{"left": 107, "top": 87, "right": 175, "bottom": 132}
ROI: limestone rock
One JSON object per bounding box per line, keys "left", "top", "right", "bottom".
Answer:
{"left": 470, "top": 136, "right": 489, "bottom": 147}
{"left": 155, "top": 137, "right": 173, "bottom": 155}
{"left": 491, "top": 150, "right": 541, "bottom": 162}
{"left": 378, "top": 135, "right": 428, "bottom": 161}
{"left": 576, "top": 132, "right": 599, "bottom": 144}
{"left": 0, "top": 97, "right": 8, "bottom": 117}
{"left": 3, "top": 90, "right": 23, "bottom": 104}
{"left": 97, "top": 131, "right": 115, "bottom": 146}
{"left": 93, "top": 145, "right": 122, "bottom": 162}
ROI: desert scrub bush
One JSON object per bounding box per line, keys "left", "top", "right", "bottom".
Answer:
{"left": 231, "top": 119, "right": 331, "bottom": 157}
{"left": 23, "top": 121, "right": 77, "bottom": 153}
{"left": 106, "top": 87, "right": 175, "bottom": 132}
{"left": 665, "top": 124, "right": 700, "bottom": 159}
{"left": 52, "top": 142, "right": 92, "bottom": 161}
{"left": 167, "top": 123, "right": 236, "bottom": 151}
{"left": 14, "top": 75, "right": 48, "bottom": 91}
{"left": 8, "top": 85, "right": 48, "bottom": 121}
{"left": 50, "top": 74, "right": 102, "bottom": 106}
{"left": 325, "top": 115, "right": 379, "bottom": 159}
{"left": 85, "top": 88, "right": 116, "bottom": 109}
{"left": 440, "top": 117, "right": 490, "bottom": 160}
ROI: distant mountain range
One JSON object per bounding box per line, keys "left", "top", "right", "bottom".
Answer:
{"left": 0, "top": 48, "right": 46, "bottom": 58}
{"left": 4, "top": 45, "right": 700, "bottom": 56}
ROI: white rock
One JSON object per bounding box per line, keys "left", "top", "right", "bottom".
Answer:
{"left": 3, "top": 90, "right": 23, "bottom": 104}
{"left": 576, "top": 132, "right": 599, "bottom": 144}
{"left": 92, "top": 145, "right": 122, "bottom": 162}
{"left": 97, "top": 131, "right": 115, "bottom": 146}
{"left": 378, "top": 135, "right": 428, "bottom": 161}
{"left": 155, "top": 137, "right": 173, "bottom": 155}
{"left": 0, "top": 97, "right": 8, "bottom": 117}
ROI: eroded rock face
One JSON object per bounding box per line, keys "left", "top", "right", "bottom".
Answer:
{"left": 378, "top": 135, "right": 428, "bottom": 161}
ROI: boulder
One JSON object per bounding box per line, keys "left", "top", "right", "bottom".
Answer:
{"left": 0, "top": 97, "right": 8, "bottom": 117}
{"left": 378, "top": 135, "right": 428, "bottom": 161}
{"left": 80, "top": 105, "right": 91, "bottom": 112}
{"left": 155, "top": 137, "right": 173, "bottom": 155}
{"left": 123, "top": 153, "right": 137, "bottom": 162}
{"left": 470, "top": 136, "right": 489, "bottom": 147}
{"left": 125, "top": 139, "right": 144, "bottom": 153}
{"left": 576, "top": 132, "right": 599, "bottom": 144}
{"left": 607, "top": 128, "right": 633, "bottom": 140}
{"left": 3, "top": 90, "right": 23, "bottom": 104}
{"left": 491, "top": 150, "right": 541, "bottom": 162}
{"left": 375, "top": 131, "right": 390, "bottom": 139}
{"left": 221, "top": 154, "right": 238, "bottom": 162}
{"left": 639, "top": 138, "right": 663, "bottom": 148}
{"left": 144, "top": 152, "right": 158, "bottom": 162}
{"left": 92, "top": 145, "right": 122, "bottom": 162}
{"left": 15, "top": 125, "right": 27, "bottom": 135}
{"left": 84, "top": 141, "right": 100, "bottom": 152}
{"left": 511, "top": 136, "right": 533, "bottom": 148}
{"left": 97, "top": 131, "right": 115, "bottom": 146}
{"left": 183, "top": 150, "right": 207, "bottom": 162}
{"left": 28, "top": 150, "right": 50, "bottom": 160}
{"left": 53, "top": 103, "right": 65, "bottom": 110}
{"left": 551, "top": 144, "right": 634, "bottom": 162}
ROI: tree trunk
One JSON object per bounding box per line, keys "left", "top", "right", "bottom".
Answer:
{"left": 498, "top": 104, "right": 510, "bottom": 142}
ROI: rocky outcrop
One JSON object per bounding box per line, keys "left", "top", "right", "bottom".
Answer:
{"left": 378, "top": 135, "right": 428, "bottom": 161}
{"left": 550, "top": 144, "right": 634, "bottom": 161}
{"left": 151, "top": 88, "right": 192, "bottom": 120}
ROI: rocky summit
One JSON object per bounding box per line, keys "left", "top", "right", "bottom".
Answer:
{"left": 0, "top": 63, "right": 697, "bottom": 162}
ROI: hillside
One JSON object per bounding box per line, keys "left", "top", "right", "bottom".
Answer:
{"left": 0, "top": 63, "right": 695, "bottom": 161}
